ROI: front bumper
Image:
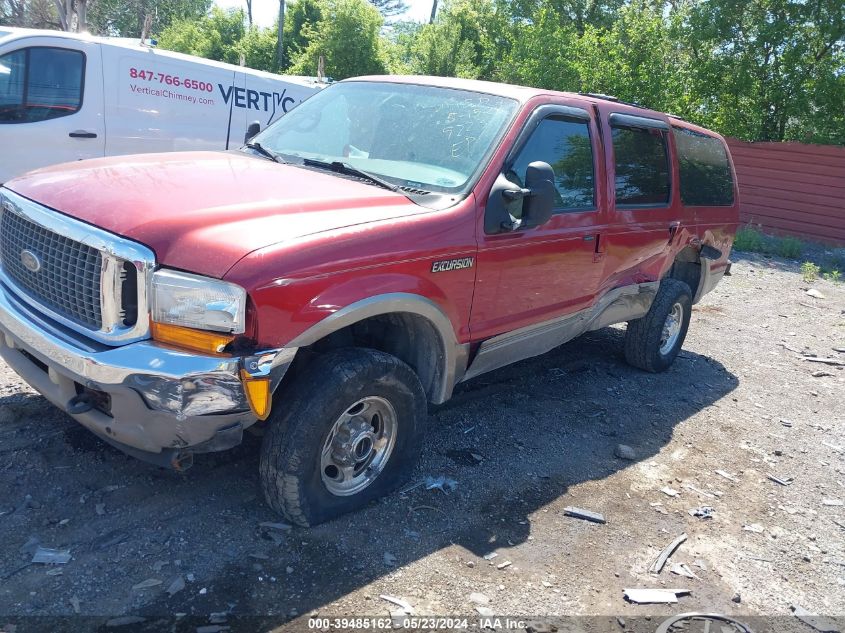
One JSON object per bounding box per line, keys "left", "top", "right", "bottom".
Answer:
{"left": 0, "top": 281, "right": 296, "bottom": 465}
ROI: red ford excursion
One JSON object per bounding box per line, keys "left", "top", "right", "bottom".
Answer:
{"left": 0, "top": 76, "right": 738, "bottom": 525}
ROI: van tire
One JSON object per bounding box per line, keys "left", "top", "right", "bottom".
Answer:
{"left": 259, "top": 347, "right": 427, "bottom": 527}
{"left": 624, "top": 279, "right": 692, "bottom": 373}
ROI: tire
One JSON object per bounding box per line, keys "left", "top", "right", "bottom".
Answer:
{"left": 259, "top": 347, "right": 427, "bottom": 526}
{"left": 624, "top": 278, "right": 692, "bottom": 373}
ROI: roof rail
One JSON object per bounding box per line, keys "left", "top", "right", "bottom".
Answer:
{"left": 579, "top": 92, "right": 645, "bottom": 109}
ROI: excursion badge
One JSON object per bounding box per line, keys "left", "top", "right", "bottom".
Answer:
{"left": 431, "top": 257, "right": 474, "bottom": 273}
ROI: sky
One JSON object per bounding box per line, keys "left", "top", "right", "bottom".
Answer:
{"left": 214, "top": 0, "right": 435, "bottom": 27}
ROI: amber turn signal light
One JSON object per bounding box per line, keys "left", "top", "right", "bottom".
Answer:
{"left": 150, "top": 321, "right": 235, "bottom": 355}
{"left": 240, "top": 370, "right": 272, "bottom": 420}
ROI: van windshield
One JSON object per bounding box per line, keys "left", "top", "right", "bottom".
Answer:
{"left": 251, "top": 81, "right": 519, "bottom": 194}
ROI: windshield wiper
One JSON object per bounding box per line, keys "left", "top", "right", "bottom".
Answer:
{"left": 301, "top": 158, "right": 399, "bottom": 192}
{"left": 244, "top": 142, "right": 287, "bottom": 164}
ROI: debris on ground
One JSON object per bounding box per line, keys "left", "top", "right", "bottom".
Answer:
{"left": 669, "top": 563, "right": 697, "bottom": 579}
{"left": 715, "top": 470, "right": 738, "bottom": 482}
{"left": 732, "top": 593, "right": 742, "bottom": 603}
{"left": 791, "top": 605, "right": 841, "bottom": 632}
{"left": 767, "top": 474, "right": 794, "bottom": 486}
{"left": 811, "top": 370, "right": 834, "bottom": 377}
{"left": 483, "top": 552, "right": 498, "bottom": 561}
{"left": 131, "top": 578, "right": 162, "bottom": 591}
{"left": 660, "top": 486, "right": 680, "bottom": 497}
{"left": 743, "top": 523, "right": 765, "bottom": 534}
{"left": 687, "top": 506, "right": 715, "bottom": 519}
{"left": 379, "top": 595, "right": 414, "bottom": 616}
{"left": 469, "top": 592, "right": 490, "bottom": 605}
{"left": 258, "top": 521, "right": 292, "bottom": 531}
{"left": 69, "top": 596, "right": 80, "bottom": 614}
{"left": 649, "top": 533, "right": 687, "bottom": 574}
{"left": 614, "top": 444, "right": 637, "bottom": 460}
{"left": 563, "top": 506, "right": 606, "bottom": 524}
{"left": 805, "top": 357, "right": 845, "bottom": 366}
{"left": 165, "top": 575, "right": 185, "bottom": 596}
{"left": 496, "top": 561, "right": 512, "bottom": 570}
{"left": 805, "top": 288, "right": 827, "bottom": 299}
{"left": 683, "top": 484, "right": 718, "bottom": 498}
{"left": 383, "top": 552, "right": 397, "bottom": 566}
{"left": 822, "top": 499, "right": 843, "bottom": 507}
{"left": 623, "top": 588, "right": 690, "bottom": 604}
{"left": 31, "top": 547, "right": 71, "bottom": 565}
{"left": 475, "top": 606, "right": 495, "bottom": 617}
{"left": 424, "top": 476, "right": 458, "bottom": 493}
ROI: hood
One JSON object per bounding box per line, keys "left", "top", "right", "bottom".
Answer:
{"left": 5, "top": 152, "right": 423, "bottom": 278}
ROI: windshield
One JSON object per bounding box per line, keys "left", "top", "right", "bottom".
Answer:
{"left": 251, "top": 81, "right": 519, "bottom": 194}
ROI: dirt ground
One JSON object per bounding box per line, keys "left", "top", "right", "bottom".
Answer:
{"left": 0, "top": 253, "right": 843, "bottom": 633}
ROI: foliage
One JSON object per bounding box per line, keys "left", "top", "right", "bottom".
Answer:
{"left": 87, "top": 0, "right": 211, "bottom": 36}
{"left": 732, "top": 226, "right": 767, "bottom": 254}
{"left": 801, "top": 261, "right": 820, "bottom": 283}
{"left": 823, "top": 269, "right": 842, "bottom": 283}
{"left": 4, "top": 0, "right": 844, "bottom": 145}
{"left": 776, "top": 236, "right": 804, "bottom": 259}
{"left": 368, "top": 0, "right": 406, "bottom": 18}
{"left": 289, "top": 0, "right": 386, "bottom": 79}
{"left": 158, "top": 6, "right": 245, "bottom": 66}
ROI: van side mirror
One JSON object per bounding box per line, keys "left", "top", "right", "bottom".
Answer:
{"left": 519, "top": 161, "right": 556, "bottom": 228}
{"left": 245, "top": 121, "right": 261, "bottom": 143}
{"left": 484, "top": 162, "right": 557, "bottom": 234}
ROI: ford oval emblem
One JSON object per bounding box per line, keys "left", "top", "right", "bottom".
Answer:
{"left": 20, "top": 249, "right": 42, "bottom": 273}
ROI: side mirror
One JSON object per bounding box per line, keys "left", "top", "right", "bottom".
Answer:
{"left": 245, "top": 121, "right": 261, "bottom": 143}
{"left": 520, "top": 161, "right": 556, "bottom": 228}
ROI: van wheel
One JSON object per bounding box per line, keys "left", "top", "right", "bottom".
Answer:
{"left": 624, "top": 279, "right": 692, "bottom": 373}
{"left": 259, "top": 348, "right": 427, "bottom": 527}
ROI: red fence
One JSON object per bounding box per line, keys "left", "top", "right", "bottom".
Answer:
{"left": 725, "top": 138, "right": 845, "bottom": 246}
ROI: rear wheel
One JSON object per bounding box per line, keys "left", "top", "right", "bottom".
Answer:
{"left": 624, "top": 278, "right": 692, "bottom": 373}
{"left": 259, "top": 347, "right": 427, "bottom": 526}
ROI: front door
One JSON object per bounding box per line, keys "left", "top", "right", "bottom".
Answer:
{"left": 0, "top": 37, "right": 104, "bottom": 183}
{"left": 470, "top": 102, "right": 607, "bottom": 342}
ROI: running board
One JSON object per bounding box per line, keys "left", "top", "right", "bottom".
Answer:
{"left": 462, "top": 282, "right": 658, "bottom": 381}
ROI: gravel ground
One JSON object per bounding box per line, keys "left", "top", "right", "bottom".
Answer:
{"left": 0, "top": 253, "right": 843, "bottom": 633}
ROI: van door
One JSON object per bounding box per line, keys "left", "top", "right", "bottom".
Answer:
{"left": 0, "top": 37, "right": 104, "bottom": 182}
{"left": 471, "top": 101, "right": 608, "bottom": 341}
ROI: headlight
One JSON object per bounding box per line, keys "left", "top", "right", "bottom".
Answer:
{"left": 151, "top": 269, "right": 246, "bottom": 334}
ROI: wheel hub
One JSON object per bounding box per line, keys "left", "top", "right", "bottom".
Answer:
{"left": 659, "top": 302, "right": 684, "bottom": 355}
{"left": 320, "top": 396, "right": 398, "bottom": 497}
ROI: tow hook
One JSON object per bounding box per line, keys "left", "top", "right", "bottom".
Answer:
{"left": 66, "top": 394, "right": 94, "bottom": 415}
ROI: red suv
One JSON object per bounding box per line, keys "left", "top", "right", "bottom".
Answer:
{"left": 0, "top": 76, "right": 738, "bottom": 525}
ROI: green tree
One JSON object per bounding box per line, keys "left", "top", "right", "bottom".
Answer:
{"left": 283, "top": 0, "right": 323, "bottom": 67}
{"left": 158, "top": 7, "right": 245, "bottom": 66}
{"left": 289, "top": 0, "right": 386, "bottom": 79}
{"left": 87, "top": 0, "right": 211, "bottom": 37}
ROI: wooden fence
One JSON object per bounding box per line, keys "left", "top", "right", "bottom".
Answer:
{"left": 725, "top": 138, "right": 845, "bottom": 246}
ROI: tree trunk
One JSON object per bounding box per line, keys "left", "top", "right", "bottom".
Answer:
{"left": 246, "top": 0, "right": 253, "bottom": 26}
{"left": 429, "top": 0, "right": 438, "bottom": 23}
{"left": 52, "top": 0, "right": 68, "bottom": 30}
{"left": 276, "top": 0, "right": 286, "bottom": 70}
{"left": 76, "top": 0, "right": 87, "bottom": 32}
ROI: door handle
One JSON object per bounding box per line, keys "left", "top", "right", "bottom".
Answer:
{"left": 69, "top": 130, "right": 97, "bottom": 139}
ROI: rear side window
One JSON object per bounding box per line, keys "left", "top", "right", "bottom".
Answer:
{"left": 509, "top": 116, "right": 595, "bottom": 211}
{"left": 673, "top": 127, "right": 734, "bottom": 206}
{"left": 0, "top": 47, "right": 84, "bottom": 124}
{"left": 612, "top": 126, "right": 670, "bottom": 206}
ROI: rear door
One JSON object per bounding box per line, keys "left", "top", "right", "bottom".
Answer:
{"left": 470, "top": 100, "right": 608, "bottom": 340}
{"left": 0, "top": 36, "right": 104, "bottom": 182}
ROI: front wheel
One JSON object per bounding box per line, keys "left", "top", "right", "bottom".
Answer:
{"left": 259, "top": 348, "right": 427, "bottom": 526}
{"left": 624, "top": 278, "right": 692, "bottom": 372}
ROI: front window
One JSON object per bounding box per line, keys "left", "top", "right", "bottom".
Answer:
{"left": 251, "top": 81, "right": 519, "bottom": 195}
{"left": 0, "top": 47, "right": 84, "bottom": 124}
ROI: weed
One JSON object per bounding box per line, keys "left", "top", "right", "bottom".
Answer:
{"left": 823, "top": 269, "right": 842, "bottom": 283}
{"left": 733, "top": 226, "right": 767, "bottom": 253}
{"left": 801, "top": 261, "right": 820, "bottom": 283}
{"left": 776, "top": 236, "right": 803, "bottom": 259}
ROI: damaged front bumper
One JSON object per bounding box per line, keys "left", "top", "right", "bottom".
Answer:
{"left": 0, "top": 283, "right": 296, "bottom": 469}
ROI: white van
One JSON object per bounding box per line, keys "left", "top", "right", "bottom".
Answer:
{"left": 0, "top": 27, "right": 323, "bottom": 183}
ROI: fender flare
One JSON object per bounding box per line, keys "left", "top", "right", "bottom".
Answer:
{"left": 287, "top": 292, "right": 468, "bottom": 404}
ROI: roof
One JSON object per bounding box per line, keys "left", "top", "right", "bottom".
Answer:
{"left": 348, "top": 75, "right": 726, "bottom": 140}
{"left": 0, "top": 27, "right": 323, "bottom": 87}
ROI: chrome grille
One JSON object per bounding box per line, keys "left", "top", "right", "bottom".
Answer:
{"left": 0, "top": 207, "right": 103, "bottom": 330}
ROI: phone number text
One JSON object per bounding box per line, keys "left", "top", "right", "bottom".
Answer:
{"left": 128, "top": 68, "right": 213, "bottom": 92}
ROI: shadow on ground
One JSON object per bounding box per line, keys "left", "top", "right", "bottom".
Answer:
{"left": 0, "top": 325, "right": 738, "bottom": 631}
